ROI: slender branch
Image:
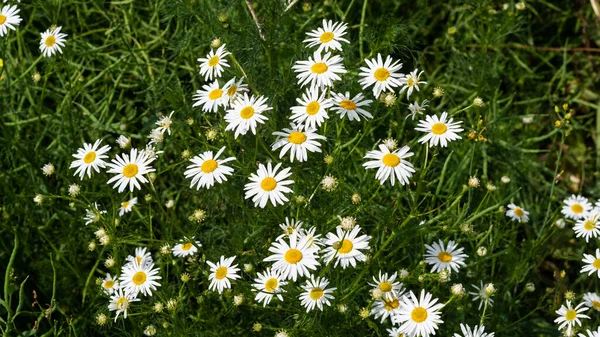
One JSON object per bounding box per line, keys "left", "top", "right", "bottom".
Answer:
{"left": 245, "top": 0, "right": 266, "bottom": 41}
{"left": 283, "top": 0, "right": 299, "bottom": 13}
{"left": 467, "top": 43, "right": 600, "bottom": 53}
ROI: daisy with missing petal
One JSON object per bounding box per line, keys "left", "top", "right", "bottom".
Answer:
{"left": 119, "top": 259, "right": 161, "bottom": 297}
{"left": 371, "top": 296, "right": 402, "bottom": 324}
{"left": 583, "top": 292, "right": 600, "bottom": 311}
{"left": 562, "top": 195, "right": 592, "bottom": 220}
{"left": 83, "top": 202, "right": 107, "bottom": 225}
{"left": 453, "top": 324, "right": 495, "bottom": 337}
{"left": 155, "top": 111, "right": 174, "bottom": 135}
{"left": 581, "top": 249, "right": 600, "bottom": 278}
{"left": 207, "top": 256, "right": 240, "bottom": 294}
{"left": 126, "top": 247, "right": 153, "bottom": 267}
{"left": 184, "top": 146, "right": 235, "bottom": 189}
{"left": 222, "top": 76, "right": 249, "bottom": 106}
{"left": 292, "top": 51, "right": 346, "bottom": 90}
{"left": 290, "top": 87, "right": 332, "bottom": 129}
{"left": 244, "top": 162, "right": 293, "bottom": 208}
{"left": 277, "top": 217, "right": 304, "bottom": 240}
{"left": 554, "top": 300, "right": 590, "bottom": 336}
{"left": 39, "top": 26, "right": 67, "bottom": 57}
{"left": 0, "top": 5, "right": 22, "bottom": 37}
{"left": 298, "top": 226, "right": 323, "bottom": 249}
{"left": 172, "top": 238, "right": 201, "bottom": 257}
{"left": 192, "top": 80, "right": 227, "bottom": 113}
{"left": 399, "top": 69, "right": 426, "bottom": 100}
{"left": 299, "top": 275, "right": 336, "bottom": 312}
{"left": 331, "top": 91, "right": 373, "bottom": 121}
{"left": 580, "top": 328, "right": 600, "bottom": 337}
{"left": 424, "top": 240, "right": 468, "bottom": 273}
{"left": 101, "top": 273, "right": 120, "bottom": 295}
{"left": 225, "top": 93, "right": 271, "bottom": 138}
{"left": 392, "top": 290, "right": 444, "bottom": 337}
{"left": 70, "top": 140, "right": 111, "bottom": 180}
{"left": 574, "top": 212, "right": 600, "bottom": 243}
{"left": 363, "top": 144, "right": 415, "bottom": 186}
{"left": 358, "top": 53, "right": 404, "bottom": 98}
{"left": 272, "top": 123, "right": 326, "bottom": 162}
{"left": 118, "top": 197, "right": 137, "bottom": 217}
{"left": 252, "top": 268, "right": 287, "bottom": 306}
{"left": 415, "top": 112, "right": 463, "bottom": 147}
{"left": 263, "top": 231, "right": 320, "bottom": 282}
{"left": 108, "top": 287, "right": 140, "bottom": 322}
{"left": 505, "top": 203, "right": 530, "bottom": 223}
{"left": 106, "top": 148, "right": 156, "bottom": 193}
{"left": 407, "top": 99, "right": 430, "bottom": 120}
{"left": 322, "top": 225, "right": 371, "bottom": 269}
{"left": 368, "top": 271, "right": 405, "bottom": 300}
{"left": 197, "top": 44, "right": 230, "bottom": 81}
{"left": 303, "top": 19, "right": 350, "bottom": 53}
{"left": 469, "top": 282, "right": 494, "bottom": 310}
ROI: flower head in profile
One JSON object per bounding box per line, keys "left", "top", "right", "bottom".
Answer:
{"left": 222, "top": 76, "right": 249, "bottom": 106}
{"left": 469, "top": 281, "right": 494, "bottom": 310}
{"left": 581, "top": 249, "right": 600, "bottom": 278}
{"left": 303, "top": 19, "right": 350, "bottom": 53}
{"left": 40, "top": 26, "right": 67, "bottom": 57}
{"left": 118, "top": 197, "right": 137, "bottom": 217}
{"left": 172, "top": 237, "right": 201, "bottom": 257}
{"left": 244, "top": 162, "right": 294, "bottom": 208}
{"left": 197, "top": 44, "right": 230, "bottom": 81}
{"left": 101, "top": 273, "right": 119, "bottom": 295}
{"left": 407, "top": 99, "right": 430, "bottom": 120}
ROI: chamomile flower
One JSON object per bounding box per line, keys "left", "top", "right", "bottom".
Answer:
{"left": 562, "top": 195, "right": 592, "bottom": 220}
{"left": 393, "top": 290, "right": 444, "bottom": 337}
{"left": 222, "top": 76, "right": 248, "bottom": 106}
{"left": 172, "top": 238, "right": 201, "bottom": 257}
{"left": 118, "top": 197, "right": 137, "bottom": 217}
{"left": 303, "top": 19, "right": 350, "bottom": 53}
{"left": 583, "top": 293, "right": 600, "bottom": 311}
{"left": 83, "top": 202, "right": 106, "bottom": 225}
{"left": 453, "top": 324, "right": 495, "bottom": 337}
{"left": 330, "top": 91, "right": 373, "bottom": 121}
{"left": 197, "top": 44, "right": 230, "bottom": 81}
{"left": 252, "top": 268, "right": 287, "bottom": 306}
{"left": 580, "top": 328, "right": 600, "bottom": 337}
{"left": 469, "top": 281, "right": 494, "bottom": 310}
{"left": 554, "top": 301, "right": 590, "bottom": 336}
{"left": 371, "top": 296, "right": 402, "bottom": 323}
{"left": 69, "top": 140, "right": 111, "bottom": 180}
{"left": 184, "top": 146, "right": 235, "bottom": 189}
{"left": 263, "top": 231, "right": 320, "bottom": 282}
{"left": 298, "top": 225, "right": 323, "bottom": 249}
{"left": 292, "top": 51, "right": 346, "bottom": 90}
{"left": 106, "top": 148, "right": 156, "bottom": 193}
{"left": 505, "top": 203, "right": 530, "bottom": 223}
{"left": 192, "top": 80, "right": 227, "bottom": 113}
{"left": 155, "top": 111, "right": 174, "bottom": 135}
{"left": 363, "top": 144, "right": 415, "bottom": 186}
{"left": 358, "top": 53, "right": 404, "bottom": 98}
{"left": 244, "top": 162, "right": 294, "bottom": 208}
{"left": 271, "top": 123, "right": 326, "bottom": 162}
{"left": 399, "top": 69, "right": 426, "bottom": 100}
{"left": 108, "top": 287, "right": 139, "bottom": 322}
{"left": 277, "top": 217, "right": 304, "bottom": 240}
{"left": 224, "top": 93, "right": 271, "bottom": 138}
{"left": 299, "top": 275, "right": 336, "bottom": 312}
{"left": 39, "top": 26, "right": 67, "bottom": 57}
{"left": 290, "top": 87, "right": 332, "bottom": 129}
{"left": 119, "top": 261, "right": 161, "bottom": 297}
{"left": 101, "top": 273, "right": 120, "bottom": 295}
{"left": 126, "top": 247, "right": 153, "bottom": 267}
{"left": 207, "top": 256, "right": 240, "bottom": 294}
{"left": 407, "top": 99, "right": 430, "bottom": 120}
{"left": 322, "top": 225, "right": 371, "bottom": 269}
{"left": 424, "top": 240, "right": 468, "bottom": 273}
{"left": 0, "top": 5, "right": 22, "bottom": 37}
{"left": 387, "top": 327, "right": 406, "bottom": 337}
{"left": 574, "top": 212, "right": 600, "bottom": 242}
{"left": 581, "top": 249, "right": 600, "bottom": 278}
{"left": 415, "top": 112, "right": 463, "bottom": 147}
{"left": 368, "top": 271, "right": 405, "bottom": 300}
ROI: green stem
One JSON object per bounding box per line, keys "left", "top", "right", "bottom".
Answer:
{"left": 359, "top": 0, "right": 368, "bottom": 59}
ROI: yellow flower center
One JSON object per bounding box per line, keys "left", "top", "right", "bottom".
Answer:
{"left": 215, "top": 266, "right": 228, "bottom": 280}
{"left": 572, "top": 204, "right": 584, "bottom": 214}
{"left": 309, "top": 288, "right": 324, "bottom": 300}
{"left": 311, "top": 62, "right": 328, "bottom": 74}
{"left": 383, "top": 297, "right": 400, "bottom": 311}
{"left": 103, "top": 280, "right": 115, "bottom": 289}
{"left": 116, "top": 297, "right": 129, "bottom": 310}
{"left": 201, "top": 159, "right": 218, "bottom": 173}
{"left": 438, "top": 251, "right": 453, "bottom": 262}
{"left": 121, "top": 201, "right": 130, "bottom": 209}
{"left": 240, "top": 106, "right": 255, "bottom": 119}
{"left": 379, "top": 281, "right": 393, "bottom": 292}
{"left": 265, "top": 278, "right": 278, "bottom": 292}
{"left": 336, "top": 239, "right": 353, "bottom": 254}
{"left": 584, "top": 220, "right": 597, "bottom": 231}
{"left": 45, "top": 36, "right": 56, "bottom": 47}
{"left": 260, "top": 177, "right": 277, "bottom": 191}
{"left": 208, "top": 88, "right": 223, "bottom": 100}
{"left": 594, "top": 258, "right": 600, "bottom": 269}
{"left": 407, "top": 77, "right": 415, "bottom": 87}
{"left": 83, "top": 151, "right": 96, "bottom": 164}
{"left": 136, "top": 256, "right": 143, "bottom": 265}
{"left": 339, "top": 99, "right": 357, "bottom": 110}
{"left": 593, "top": 301, "right": 600, "bottom": 310}
{"left": 227, "top": 85, "right": 238, "bottom": 96}
{"left": 0, "top": 15, "right": 6, "bottom": 25}
{"left": 181, "top": 243, "right": 193, "bottom": 251}
{"left": 284, "top": 248, "right": 303, "bottom": 264}
{"left": 431, "top": 123, "right": 447, "bottom": 135}
{"left": 565, "top": 309, "right": 577, "bottom": 321}
{"left": 514, "top": 208, "right": 524, "bottom": 217}
{"left": 320, "top": 32, "right": 334, "bottom": 43}
{"left": 306, "top": 101, "right": 320, "bottom": 115}
{"left": 132, "top": 271, "right": 146, "bottom": 285}
{"left": 411, "top": 307, "right": 428, "bottom": 323}
{"left": 208, "top": 55, "right": 220, "bottom": 67}
{"left": 287, "top": 131, "right": 307, "bottom": 144}
{"left": 382, "top": 153, "right": 401, "bottom": 167}
{"left": 374, "top": 68, "right": 390, "bottom": 81}
{"left": 122, "top": 163, "right": 139, "bottom": 178}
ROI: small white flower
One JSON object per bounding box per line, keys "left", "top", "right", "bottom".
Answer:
{"left": 197, "top": 44, "right": 230, "bottom": 81}
{"left": 0, "top": 5, "right": 22, "bottom": 37}
{"left": 505, "top": 203, "right": 529, "bottom": 223}
{"left": 225, "top": 93, "right": 272, "bottom": 138}
{"left": 118, "top": 197, "right": 137, "bottom": 217}
{"left": 415, "top": 112, "right": 463, "bottom": 147}
{"left": 358, "top": 53, "right": 404, "bottom": 98}
{"left": 303, "top": 19, "right": 349, "bottom": 53}
{"left": 407, "top": 99, "right": 430, "bottom": 120}
{"left": 68, "top": 184, "right": 80, "bottom": 197}
{"left": 155, "top": 111, "right": 174, "bottom": 135}
{"left": 292, "top": 50, "right": 347, "bottom": 90}
{"left": 581, "top": 249, "right": 600, "bottom": 278}
{"left": 554, "top": 300, "right": 590, "bottom": 337}
{"left": 42, "top": 163, "right": 55, "bottom": 176}
{"left": 298, "top": 275, "right": 336, "bottom": 312}
{"left": 330, "top": 91, "right": 373, "bottom": 121}
{"left": 108, "top": 287, "right": 140, "bottom": 322}
{"left": 39, "top": 26, "right": 67, "bottom": 57}
{"left": 399, "top": 69, "right": 426, "bottom": 100}
{"left": 207, "top": 256, "right": 241, "bottom": 294}
{"left": 244, "top": 162, "right": 294, "bottom": 208}
{"left": 271, "top": 123, "right": 326, "bottom": 162}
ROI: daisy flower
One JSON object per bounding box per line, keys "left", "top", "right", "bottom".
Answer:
{"left": 290, "top": 87, "right": 332, "bottom": 129}
{"left": 299, "top": 275, "right": 336, "bottom": 312}
{"left": 271, "top": 123, "right": 326, "bottom": 162}
{"left": 469, "top": 282, "right": 494, "bottom": 310}
{"left": 424, "top": 240, "right": 468, "bottom": 273}
{"left": 562, "top": 195, "right": 592, "bottom": 220}
{"left": 371, "top": 296, "right": 402, "bottom": 324}
{"left": 39, "top": 26, "right": 67, "bottom": 57}
{"left": 363, "top": 144, "right": 415, "bottom": 186}
{"left": 330, "top": 91, "right": 373, "bottom": 121}
{"left": 263, "top": 231, "right": 320, "bottom": 282}
{"left": 386, "top": 327, "right": 406, "bottom": 337}
{"left": 298, "top": 225, "right": 323, "bottom": 249}
{"left": 207, "top": 256, "right": 240, "bottom": 294}
{"left": 0, "top": 5, "right": 22, "bottom": 37}
{"left": 581, "top": 249, "right": 600, "bottom": 278}
{"left": 192, "top": 80, "right": 227, "bottom": 113}
{"left": 505, "top": 203, "right": 530, "bottom": 223}
{"left": 583, "top": 292, "right": 600, "bottom": 311}
{"left": 554, "top": 300, "right": 590, "bottom": 336}
{"left": 118, "top": 197, "right": 137, "bottom": 217}
{"left": 415, "top": 112, "right": 463, "bottom": 147}
{"left": 358, "top": 53, "right": 404, "bottom": 98}
{"left": 222, "top": 76, "right": 249, "bottom": 106}
{"left": 368, "top": 271, "right": 405, "bottom": 300}
{"left": 252, "top": 268, "right": 287, "bottom": 306}
{"left": 322, "top": 225, "right": 371, "bottom": 269}
{"left": 453, "top": 324, "right": 495, "bottom": 337}
{"left": 407, "top": 99, "right": 430, "bottom": 120}
{"left": 399, "top": 69, "right": 426, "bottom": 100}
{"left": 172, "top": 238, "right": 201, "bottom": 257}
{"left": 277, "top": 217, "right": 304, "bottom": 240}
{"left": 69, "top": 140, "right": 111, "bottom": 180}
{"left": 392, "top": 290, "right": 444, "bottom": 337}
{"left": 119, "top": 258, "right": 161, "bottom": 297}
{"left": 108, "top": 287, "right": 140, "bottom": 322}
{"left": 303, "top": 19, "right": 350, "bottom": 53}
{"left": 292, "top": 51, "right": 346, "bottom": 90}
{"left": 126, "top": 247, "right": 153, "bottom": 267}
{"left": 244, "top": 162, "right": 294, "bottom": 208}
{"left": 574, "top": 212, "right": 600, "bottom": 243}
{"left": 224, "top": 93, "right": 271, "bottom": 138}
{"left": 106, "top": 148, "right": 156, "bottom": 193}
{"left": 155, "top": 111, "right": 174, "bottom": 135}
{"left": 580, "top": 328, "right": 600, "bottom": 337}
{"left": 101, "top": 273, "right": 119, "bottom": 295}
{"left": 184, "top": 146, "right": 235, "bottom": 189}
{"left": 197, "top": 44, "right": 230, "bottom": 81}
{"left": 83, "top": 202, "right": 106, "bottom": 225}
